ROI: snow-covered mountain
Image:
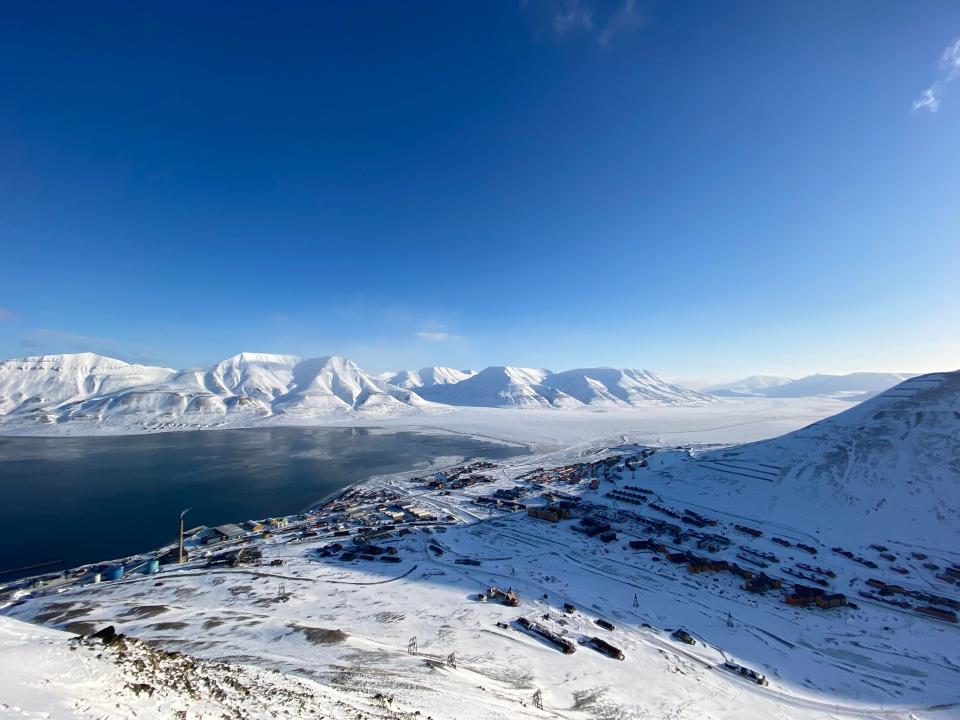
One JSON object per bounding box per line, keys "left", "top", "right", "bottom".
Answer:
{"left": 648, "top": 371, "right": 960, "bottom": 546}
{"left": 0, "top": 353, "right": 174, "bottom": 418}
{"left": 765, "top": 372, "right": 917, "bottom": 399}
{"left": 710, "top": 372, "right": 916, "bottom": 400}
{"left": 542, "top": 367, "right": 715, "bottom": 407}
{"left": 379, "top": 366, "right": 476, "bottom": 390}
{"left": 272, "top": 355, "right": 433, "bottom": 415}
{"left": 208, "top": 352, "right": 300, "bottom": 402}
{"left": 415, "top": 366, "right": 714, "bottom": 409}
{"left": 0, "top": 352, "right": 778, "bottom": 432}
{"left": 415, "top": 366, "right": 580, "bottom": 408}
{"left": 705, "top": 374, "right": 794, "bottom": 397}
{"left": 0, "top": 353, "right": 434, "bottom": 429}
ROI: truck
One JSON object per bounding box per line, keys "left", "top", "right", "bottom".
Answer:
{"left": 723, "top": 661, "right": 769, "bottom": 686}
{"left": 516, "top": 617, "right": 576, "bottom": 654}
{"left": 588, "top": 636, "right": 625, "bottom": 660}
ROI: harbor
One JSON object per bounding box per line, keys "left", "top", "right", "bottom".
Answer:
{"left": 0, "top": 427, "right": 528, "bottom": 580}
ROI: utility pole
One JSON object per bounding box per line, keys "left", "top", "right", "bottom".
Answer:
{"left": 178, "top": 508, "right": 191, "bottom": 564}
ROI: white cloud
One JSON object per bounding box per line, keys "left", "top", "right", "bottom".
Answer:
{"left": 913, "top": 37, "right": 960, "bottom": 113}
{"left": 552, "top": 0, "right": 594, "bottom": 35}
{"left": 524, "top": 0, "right": 643, "bottom": 46}
{"left": 414, "top": 331, "right": 463, "bottom": 342}
{"left": 19, "top": 328, "right": 117, "bottom": 352}
{"left": 913, "top": 87, "right": 940, "bottom": 112}
{"left": 598, "top": 0, "right": 643, "bottom": 47}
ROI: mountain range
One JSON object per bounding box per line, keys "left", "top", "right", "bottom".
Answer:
{"left": 0, "top": 353, "right": 717, "bottom": 430}
{"left": 0, "top": 352, "right": 925, "bottom": 433}
{"left": 377, "top": 367, "right": 476, "bottom": 390}
{"left": 706, "top": 372, "right": 917, "bottom": 399}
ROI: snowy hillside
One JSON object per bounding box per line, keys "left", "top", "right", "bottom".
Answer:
{"left": 380, "top": 366, "right": 476, "bottom": 390}
{"left": 7, "top": 397, "right": 960, "bottom": 719}
{"left": 415, "top": 366, "right": 713, "bottom": 409}
{"left": 542, "top": 367, "right": 716, "bottom": 406}
{"left": 0, "top": 353, "right": 435, "bottom": 431}
{"left": 208, "top": 351, "right": 300, "bottom": 402}
{"left": 0, "top": 353, "right": 173, "bottom": 417}
{"left": 706, "top": 374, "right": 794, "bottom": 397}
{"left": 273, "top": 355, "right": 434, "bottom": 415}
{"left": 643, "top": 371, "right": 960, "bottom": 547}
{"left": 712, "top": 372, "right": 917, "bottom": 399}
{"left": 0, "top": 616, "right": 364, "bottom": 718}
{"left": 416, "top": 366, "right": 580, "bottom": 408}
{"left": 0, "top": 352, "right": 848, "bottom": 434}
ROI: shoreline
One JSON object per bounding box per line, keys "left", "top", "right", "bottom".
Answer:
{"left": 0, "top": 432, "right": 534, "bottom": 590}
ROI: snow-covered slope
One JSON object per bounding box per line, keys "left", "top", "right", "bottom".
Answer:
{"left": 647, "top": 371, "right": 960, "bottom": 546}
{"left": 541, "top": 367, "right": 716, "bottom": 407}
{"left": 208, "top": 351, "right": 300, "bottom": 402}
{"left": 381, "top": 366, "right": 476, "bottom": 390}
{"left": 0, "top": 353, "right": 435, "bottom": 430}
{"left": 0, "top": 352, "right": 833, "bottom": 433}
{"left": 737, "top": 372, "right": 915, "bottom": 400}
{"left": 416, "top": 366, "right": 581, "bottom": 408}
{"left": 0, "top": 353, "right": 174, "bottom": 417}
{"left": 0, "top": 616, "right": 358, "bottom": 718}
{"left": 705, "top": 374, "right": 794, "bottom": 397}
{"left": 274, "top": 355, "right": 434, "bottom": 415}
{"left": 415, "top": 367, "right": 712, "bottom": 409}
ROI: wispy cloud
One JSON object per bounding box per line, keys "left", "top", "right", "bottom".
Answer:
{"left": 913, "top": 37, "right": 960, "bottom": 113}
{"left": 551, "top": 0, "right": 594, "bottom": 35}
{"left": 413, "top": 319, "right": 463, "bottom": 342}
{"left": 414, "top": 331, "right": 463, "bottom": 342}
{"left": 598, "top": 0, "right": 643, "bottom": 47}
{"left": 524, "top": 0, "right": 644, "bottom": 46}
{"left": 19, "top": 328, "right": 118, "bottom": 352}
{"left": 0, "top": 308, "right": 15, "bottom": 322}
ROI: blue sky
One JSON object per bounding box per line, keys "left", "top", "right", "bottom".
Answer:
{"left": 1, "top": 1, "right": 958, "bottom": 383}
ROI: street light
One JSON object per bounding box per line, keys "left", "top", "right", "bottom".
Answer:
{"left": 178, "top": 508, "right": 191, "bottom": 564}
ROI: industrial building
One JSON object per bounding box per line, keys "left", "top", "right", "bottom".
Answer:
{"left": 203, "top": 524, "right": 247, "bottom": 545}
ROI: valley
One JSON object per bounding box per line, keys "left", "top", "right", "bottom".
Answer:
{"left": 2, "top": 371, "right": 958, "bottom": 719}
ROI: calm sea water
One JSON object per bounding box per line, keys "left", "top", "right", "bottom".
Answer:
{"left": 0, "top": 427, "right": 527, "bottom": 576}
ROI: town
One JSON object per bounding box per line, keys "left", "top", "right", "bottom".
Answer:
{"left": 3, "top": 445, "right": 958, "bottom": 717}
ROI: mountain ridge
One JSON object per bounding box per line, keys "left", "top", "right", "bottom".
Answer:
{"left": 708, "top": 372, "right": 917, "bottom": 399}
{"left": 0, "top": 353, "right": 717, "bottom": 430}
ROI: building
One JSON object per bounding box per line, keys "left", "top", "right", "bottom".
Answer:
{"left": 407, "top": 506, "right": 435, "bottom": 521}
{"left": 528, "top": 506, "right": 571, "bottom": 523}
{"left": 815, "top": 593, "right": 848, "bottom": 609}
{"left": 204, "top": 523, "right": 246, "bottom": 545}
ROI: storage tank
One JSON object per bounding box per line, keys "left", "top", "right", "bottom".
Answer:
{"left": 144, "top": 559, "right": 160, "bottom": 574}
{"left": 106, "top": 565, "right": 124, "bottom": 581}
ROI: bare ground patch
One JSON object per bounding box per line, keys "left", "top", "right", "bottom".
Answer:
{"left": 289, "top": 623, "right": 348, "bottom": 645}
{"left": 64, "top": 620, "right": 100, "bottom": 636}
{"left": 120, "top": 605, "right": 169, "bottom": 619}
{"left": 150, "top": 621, "right": 189, "bottom": 631}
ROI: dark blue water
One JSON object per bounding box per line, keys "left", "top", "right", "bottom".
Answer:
{"left": 0, "top": 428, "right": 527, "bottom": 576}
